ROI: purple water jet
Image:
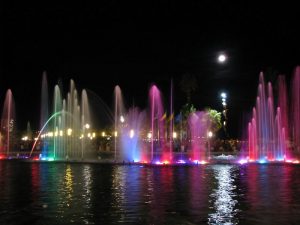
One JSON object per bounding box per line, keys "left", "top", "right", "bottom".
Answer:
{"left": 0, "top": 89, "right": 16, "bottom": 156}
{"left": 246, "top": 67, "right": 300, "bottom": 163}
{"left": 291, "top": 66, "right": 300, "bottom": 152}
{"left": 149, "top": 85, "right": 169, "bottom": 162}
{"left": 188, "top": 111, "right": 211, "bottom": 162}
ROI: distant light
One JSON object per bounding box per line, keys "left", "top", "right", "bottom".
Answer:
{"left": 193, "top": 160, "right": 207, "bottom": 164}
{"left": 221, "top": 92, "right": 227, "bottom": 99}
{"left": 67, "top": 128, "right": 72, "bottom": 136}
{"left": 172, "top": 132, "right": 177, "bottom": 139}
{"left": 147, "top": 132, "right": 152, "bottom": 139}
{"left": 85, "top": 124, "right": 90, "bottom": 129}
{"left": 258, "top": 159, "right": 267, "bottom": 164}
{"left": 222, "top": 102, "right": 227, "bottom": 106}
{"left": 207, "top": 131, "right": 213, "bottom": 138}
{"left": 120, "top": 116, "right": 125, "bottom": 123}
{"left": 102, "top": 132, "right": 106, "bottom": 137}
{"left": 218, "top": 54, "right": 226, "bottom": 63}
{"left": 21, "top": 136, "right": 28, "bottom": 141}
{"left": 238, "top": 159, "right": 248, "bottom": 164}
{"left": 129, "top": 129, "right": 135, "bottom": 138}
{"left": 114, "top": 131, "right": 118, "bottom": 137}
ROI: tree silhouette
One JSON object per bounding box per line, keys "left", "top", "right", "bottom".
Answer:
{"left": 180, "top": 73, "right": 198, "bottom": 103}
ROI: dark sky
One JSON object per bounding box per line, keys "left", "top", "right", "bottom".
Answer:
{"left": 1, "top": 1, "right": 300, "bottom": 137}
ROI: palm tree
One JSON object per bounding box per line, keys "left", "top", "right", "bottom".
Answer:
{"left": 206, "top": 108, "right": 222, "bottom": 133}
{"left": 180, "top": 73, "right": 198, "bottom": 103}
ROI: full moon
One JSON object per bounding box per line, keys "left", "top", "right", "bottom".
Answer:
{"left": 218, "top": 54, "right": 226, "bottom": 63}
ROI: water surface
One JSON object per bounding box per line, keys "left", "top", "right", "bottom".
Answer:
{"left": 0, "top": 161, "right": 300, "bottom": 224}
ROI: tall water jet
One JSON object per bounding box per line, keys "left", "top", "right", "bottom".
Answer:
{"left": 169, "top": 80, "right": 174, "bottom": 160}
{"left": 248, "top": 72, "right": 288, "bottom": 161}
{"left": 278, "top": 75, "right": 289, "bottom": 142}
{"left": 32, "top": 79, "right": 94, "bottom": 161}
{"left": 52, "top": 85, "right": 63, "bottom": 159}
{"left": 40, "top": 72, "right": 49, "bottom": 131}
{"left": 120, "top": 107, "right": 146, "bottom": 162}
{"left": 40, "top": 72, "right": 49, "bottom": 157}
{"left": 188, "top": 111, "right": 211, "bottom": 162}
{"left": 0, "top": 89, "right": 16, "bottom": 156}
{"left": 149, "top": 85, "right": 167, "bottom": 162}
{"left": 114, "top": 85, "right": 125, "bottom": 161}
{"left": 291, "top": 66, "right": 300, "bottom": 153}
{"left": 26, "top": 121, "right": 32, "bottom": 141}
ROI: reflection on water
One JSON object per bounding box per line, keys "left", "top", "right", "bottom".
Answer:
{"left": 0, "top": 162, "right": 300, "bottom": 224}
{"left": 82, "top": 165, "right": 92, "bottom": 208}
{"left": 64, "top": 165, "right": 73, "bottom": 204}
{"left": 208, "top": 165, "right": 238, "bottom": 225}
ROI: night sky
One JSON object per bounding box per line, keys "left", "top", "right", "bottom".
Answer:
{"left": 1, "top": 1, "right": 300, "bottom": 137}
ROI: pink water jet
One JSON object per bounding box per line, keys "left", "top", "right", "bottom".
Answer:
{"left": 188, "top": 111, "right": 211, "bottom": 162}
{"left": 291, "top": 66, "right": 300, "bottom": 153}
{"left": 247, "top": 66, "right": 300, "bottom": 162}
{"left": 149, "top": 85, "right": 170, "bottom": 162}
{"left": 0, "top": 89, "right": 16, "bottom": 156}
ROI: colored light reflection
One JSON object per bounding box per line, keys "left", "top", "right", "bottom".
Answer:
{"left": 238, "top": 159, "right": 248, "bottom": 164}
{"left": 39, "top": 156, "right": 55, "bottom": 161}
{"left": 241, "top": 157, "right": 300, "bottom": 164}
{"left": 193, "top": 160, "right": 207, "bottom": 165}
{"left": 258, "top": 159, "right": 267, "bottom": 164}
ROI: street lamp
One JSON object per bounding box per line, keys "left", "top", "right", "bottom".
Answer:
{"left": 220, "top": 92, "right": 228, "bottom": 138}
{"left": 221, "top": 92, "right": 227, "bottom": 99}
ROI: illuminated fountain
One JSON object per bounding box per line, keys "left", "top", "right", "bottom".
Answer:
{"left": 114, "top": 86, "right": 148, "bottom": 163}
{"left": 244, "top": 66, "right": 300, "bottom": 164}
{"left": 291, "top": 66, "right": 300, "bottom": 153}
{"left": 30, "top": 77, "right": 95, "bottom": 161}
{"left": 40, "top": 72, "right": 49, "bottom": 158}
{"left": 149, "top": 85, "right": 168, "bottom": 162}
{"left": 0, "top": 89, "right": 16, "bottom": 158}
{"left": 188, "top": 111, "right": 211, "bottom": 164}
{"left": 114, "top": 83, "right": 212, "bottom": 165}
{"left": 114, "top": 84, "right": 171, "bottom": 163}
{"left": 113, "top": 85, "right": 125, "bottom": 160}
{"left": 119, "top": 107, "right": 146, "bottom": 162}
{"left": 23, "top": 71, "right": 250, "bottom": 165}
